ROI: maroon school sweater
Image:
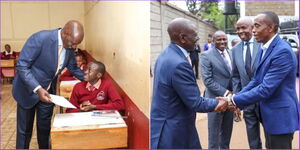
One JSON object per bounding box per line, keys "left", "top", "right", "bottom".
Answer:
{"left": 66, "top": 79, "right": 125, "bottom": 113}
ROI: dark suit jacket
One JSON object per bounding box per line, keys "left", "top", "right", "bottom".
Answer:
{"left": 151, "top": 43, "right": 218, "bottom": 149}
{"left": 200, "top": 47, "right": 232, "bottom": 98}
{"left": 190, "top": 44, "right": 201, "bottom": 62}
{"left": 234, "top": 35, "right": 299, "bottom": 134}
{"left": 231, "top": 40, "right": 260, "bottom": 93}
{"left": 12, "top": 29, "right": 84, "bottom": 109}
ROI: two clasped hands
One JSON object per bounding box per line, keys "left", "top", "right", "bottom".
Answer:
{"left": 213, "top": 91, "right": 242, "bottom": 121}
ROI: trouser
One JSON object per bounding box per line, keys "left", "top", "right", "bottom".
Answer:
{"left": 208, "top": 110, "right": 234, "bottom": 149}
{"left": 16, "top": 102, "right": 54, "bottom": 149}
{"left": 265, "top": 132, "right": 294, "bottom": 149}
{"left": 243, "top": 103, "right": 262, "bottom": 149}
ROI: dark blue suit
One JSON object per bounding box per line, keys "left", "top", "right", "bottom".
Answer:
{"left": 12, "top": 29, "right": 84, "bottom": 149}
{"left": 234, "top": 35, "right": 299, "bottom": 144}
{"left": 151, "top": 43, "right": 218, "bottom": 149}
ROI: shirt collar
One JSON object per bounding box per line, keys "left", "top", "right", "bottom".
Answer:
{"left": 176, "top": 44, "right": 189, "bottom": 58}
{"left": 58, "top": 29, "right": 63, "bottom": 46}
{"left": 244, "top": 36, "right": 254, "bottom": 45}
{"left": 86, "top": 78, "right": 102, "bottom": 90}
{"left": 217, "top": 48, "right": 227, "bottom": 55}
{"left": 261, "top": 34, "right": 277, "bottom": 50}
{"left": 4, "top": 51, "right": 13, "bottom": 55}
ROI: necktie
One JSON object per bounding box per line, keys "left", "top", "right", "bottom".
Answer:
{"left": 221, "top": 51, "right": 232, "bottom": 71}
{"left": 245, "top": 42, "right": 252, "bottom": 78}
{"left": 47, "top": 45, "right": 63, "bottom": 90}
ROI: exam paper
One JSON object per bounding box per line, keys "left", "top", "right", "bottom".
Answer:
{"left": 52, "top": 111, "right": 126, "bottom": 128}
{"left": 60, "top": 80, "right": 80, "bottom": 86}
{"left": 50, "top": 94, "right": 76, "bottom": 108}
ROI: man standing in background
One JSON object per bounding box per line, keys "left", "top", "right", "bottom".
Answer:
{"left": 200, "top": 30, "right": 233, "bottom": 149}
{"left": 203, "top": 34, "right": 214, "bottom": 51}
{"left": 190, "top": 43, "right": 201, "bottom": 79}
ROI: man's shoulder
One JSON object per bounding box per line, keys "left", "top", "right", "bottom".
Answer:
{"left": 30, "top": 28, "right": 59, "bottom": 40}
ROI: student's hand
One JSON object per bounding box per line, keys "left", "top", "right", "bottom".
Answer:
{"left": 80, "top": 104, "right": 96, "bottom": 112}
{"left": 37, "top": 88, "right": 52, "bottom": 103}
{"left": 81, "top": 100, "right": 91, "bottom": 107}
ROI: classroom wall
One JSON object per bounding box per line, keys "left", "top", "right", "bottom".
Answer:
{"left": 1, "top": 1, "right": 85, "bottom": 51}
{"left": 84, "top": 1, "right": 150, "bottom": 117}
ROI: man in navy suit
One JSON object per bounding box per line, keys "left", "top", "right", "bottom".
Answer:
{"left": 203, "top": 35, "right": 214, "bottom": 51}
{"left": 221, "top": 11, "right": 299, "bottom": 149}
{"left": 150, "top": 18, "right": 228, "bottom": 149}
{"left": 231, "top": 17, "right": 262, "bottom": 149}
{"left": 12, "top": 20, "right": 85, "bottom": 149}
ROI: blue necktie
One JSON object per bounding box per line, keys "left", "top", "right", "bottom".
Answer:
{"left": 245, "top": 42, "right": 252, "bottom": 78}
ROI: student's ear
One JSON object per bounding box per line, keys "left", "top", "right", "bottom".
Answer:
{"left": 97, "top": 73, "right": 102, "bottom": 79}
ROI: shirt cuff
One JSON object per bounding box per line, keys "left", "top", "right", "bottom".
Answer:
{"left": 232, "top": 94, "right": 237, "bottom": 106}
{"left": 223, "top": 90, "right": 229, "bottom": 97}
{"left": 33, "top": 85, "right": 42, "bottom": 93}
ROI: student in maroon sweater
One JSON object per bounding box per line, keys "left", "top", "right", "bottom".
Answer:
{"left": 1, "top": 44, "right": 17, "bottom": 59}
{"left": 59, "top": 53, "right": 87, "bottom": 81}
{"left": 66, "top": 61, "right": 125, "bottom": 113}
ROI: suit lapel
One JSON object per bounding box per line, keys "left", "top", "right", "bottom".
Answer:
{"left": 257, "top": 35, "right": 280, "bottom": 70}
{"left": 252, "top": 40, "right": 260, "bottom": 68}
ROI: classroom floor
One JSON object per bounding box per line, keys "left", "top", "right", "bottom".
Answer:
{"left": 1, "top": 83, "right": 60, "bottom": 149}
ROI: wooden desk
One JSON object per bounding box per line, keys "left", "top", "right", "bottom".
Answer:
{"left": 51, "top": 110, "right": 128, "bottom": 149}
{"left": 59, "top": 80, "right": 80, "bottom": 99}
{"left": 0, "top": 59, "right": 15, "bottom": 67}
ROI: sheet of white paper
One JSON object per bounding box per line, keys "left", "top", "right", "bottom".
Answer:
{"left": 52, "top": 111, "right": 126, "bottom": 128}
{"left": 50, "top": 94, "right": 76, "bottom": 108}
{"left": 60, "top": 80, "right": 80, "bottom": 86}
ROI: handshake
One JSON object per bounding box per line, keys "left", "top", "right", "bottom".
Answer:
{"left": 213, "top": 92, "right": 239, "bottom": 113}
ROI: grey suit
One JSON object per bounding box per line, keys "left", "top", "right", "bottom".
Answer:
{"left": 200, "top": 47, "right": 233, "bottom": 149}
{"left": 231, "top": 40, "right": 262, "bottom": 149}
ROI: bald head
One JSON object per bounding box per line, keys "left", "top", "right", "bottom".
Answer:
{"left": 167, "top": 18, "right": 199, "bottom": 51}
{"left": 61, "top": 20, "right": 84, "bottom": 49}
{"left": 168, "top": 18, "right": 192, "bottom": 42}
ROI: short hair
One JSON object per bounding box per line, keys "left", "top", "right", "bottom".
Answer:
{"left": 261, "top": 11, "right": 279, "bottom": 32}
{"left": 4, "top": 44, "right": 10, "bottom": 48}
{"left": 212, "top": 30, "right": 226, "bottom": 40}
{"left": 92, "top": 61, "right": 106, "bottom": 75}
{"left": 75, "top": 53, "right": 87, "bottom": 63}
